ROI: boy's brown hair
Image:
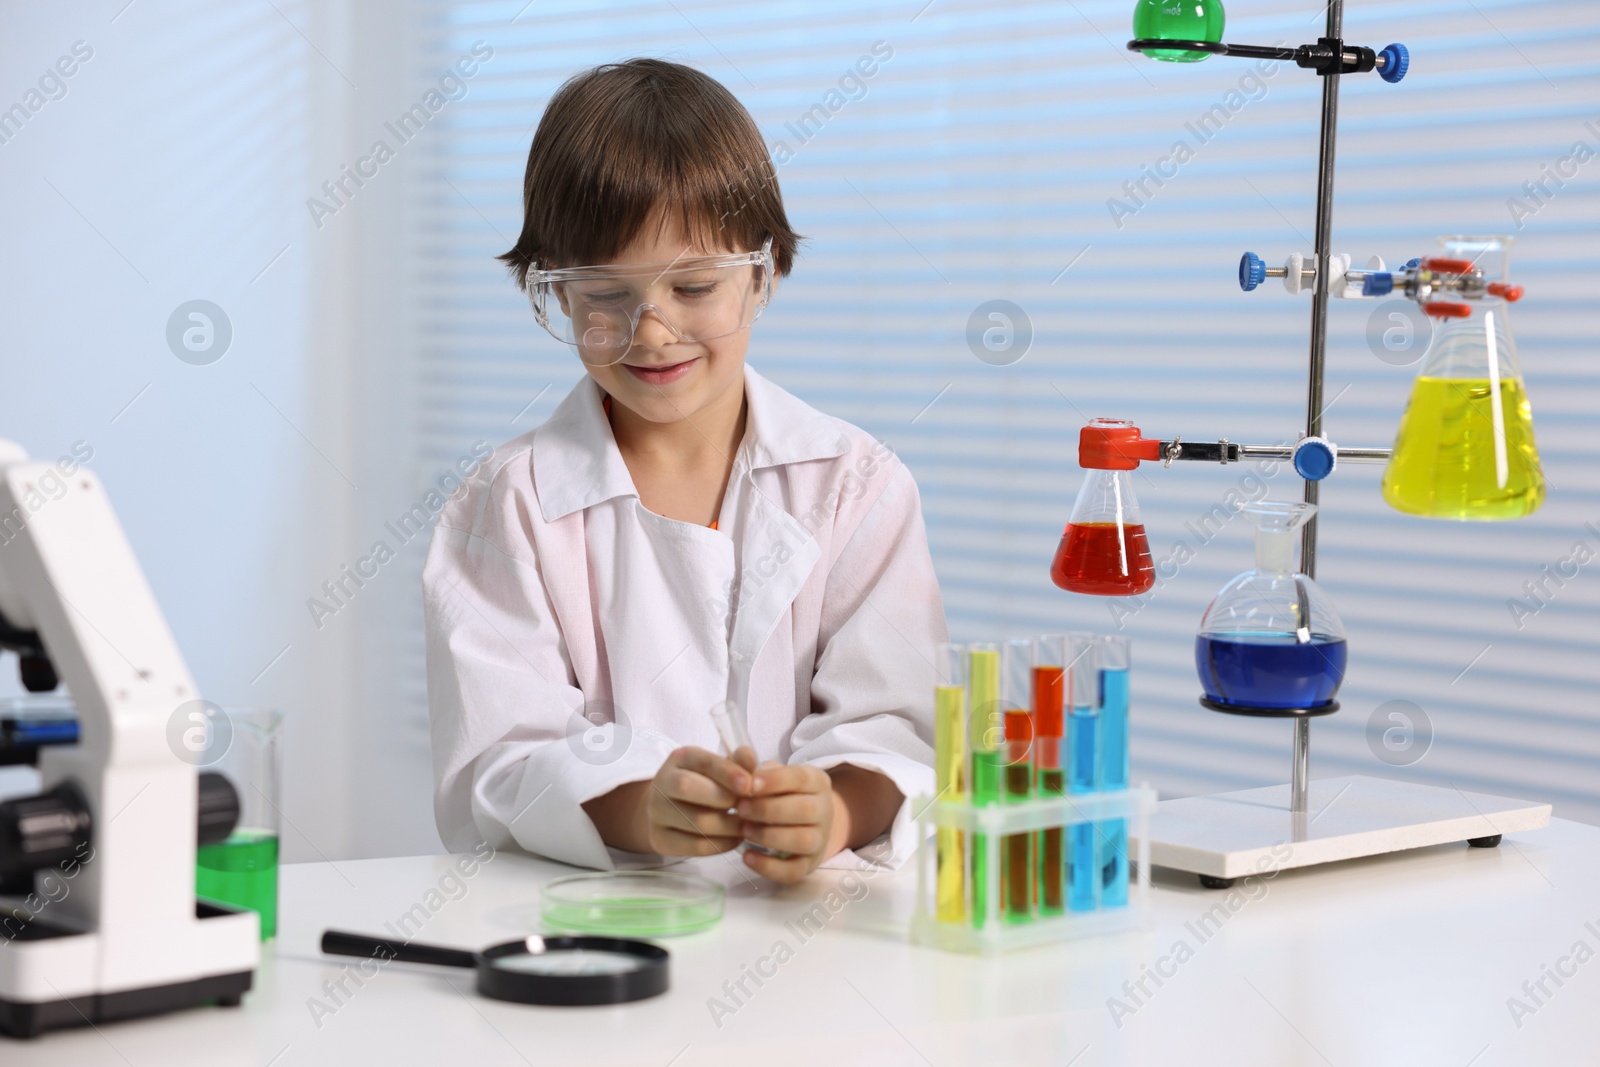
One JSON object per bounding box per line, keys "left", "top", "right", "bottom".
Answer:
{"left": 499, "top": 58, "right": 800, "bottom": 284}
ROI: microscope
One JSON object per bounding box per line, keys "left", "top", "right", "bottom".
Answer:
{"left": 0, "top": 441, "right": 258, "bottom": 1038}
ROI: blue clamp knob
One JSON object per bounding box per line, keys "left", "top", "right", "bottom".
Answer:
{"left": 1378, "top": 43, "right": 1409, "bottom": 83}
{"left": 1362, "top": 272, "right": 1394, "bottom": 297}
{"left": 1239, "top": 251, "right": 1266, "bottom": 292}
{"left": 1403, "top": 257, "right": 1421, "bottom": 270}
{"left": 1293, "top": 437, "right": 1337, "bottom": 482}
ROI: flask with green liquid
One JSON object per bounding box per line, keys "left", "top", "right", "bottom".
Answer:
{"left": 1383, "top": 236, "right": 1545, "bottom": 521}
{"left": 1132, "top": 0, "right": 1225, "bottom": 63}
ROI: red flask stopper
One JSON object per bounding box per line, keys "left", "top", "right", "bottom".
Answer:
{"left": 1079, "top": 421, "right": 1161, "bottom": 470}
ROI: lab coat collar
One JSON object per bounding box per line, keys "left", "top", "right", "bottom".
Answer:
{"left": 738, "top": 364, "right": 853, "bottom": 473}
{"left": 530, "top": 374, "right": 637, "bottom": 524}
{"left": 532, "top": 364, "right": 851, "bottom": 523}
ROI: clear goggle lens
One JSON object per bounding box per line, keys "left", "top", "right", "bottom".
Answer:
{"left": 528, "top": 240, "right": 773, "bottom": 367}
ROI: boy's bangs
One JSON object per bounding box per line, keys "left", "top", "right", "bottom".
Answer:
{"left": 542, "top": 96, "right": 773, "bottom": 268}
{"left": 501, "top": 59, "right": 799, "bottom": 284}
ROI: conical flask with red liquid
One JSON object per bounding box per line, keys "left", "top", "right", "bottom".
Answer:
{"left": 1051, "top": 419, "right": 1155, "bottom": 596}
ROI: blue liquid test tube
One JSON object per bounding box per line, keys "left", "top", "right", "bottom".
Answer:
{"left": 1098, "top": 635, "right": 1131, "bottom": 908}
{"left": 1067, "top": 633, "right": 1100, "bottom": 913}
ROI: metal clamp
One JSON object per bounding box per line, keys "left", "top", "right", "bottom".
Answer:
{"left": 1126, "top": 38, "right": 1407, "bottom": 82}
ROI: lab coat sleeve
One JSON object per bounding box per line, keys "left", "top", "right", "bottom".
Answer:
{"left": 424, "top": 502, "right": 676, "bottom": 871}
{"left": 789, "top": 458, "right": 947, "bottom": 869}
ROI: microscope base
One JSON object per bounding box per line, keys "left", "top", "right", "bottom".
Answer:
{"left": 0, "top": 969, "right": 253, "bottom": 1040}
{"left": 0, "top": 900, "right": 259, "bottom": 1040}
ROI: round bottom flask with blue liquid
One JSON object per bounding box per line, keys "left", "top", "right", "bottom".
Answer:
{"left": 1195, "top": 501, "right": 1346, "bottom": 716}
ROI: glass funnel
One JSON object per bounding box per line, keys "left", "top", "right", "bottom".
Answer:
{"left": 1194, "top": 502, "right": 1347, "bottom": 711}
{"left": 1382, "top": 236, "right": 1545, "bottom": 520}
{"left": 1132, "top": 0, "right": 1225, "bottom": 62}
{"left": 1051, "top": 419, "right": 1155, "bottom": 596}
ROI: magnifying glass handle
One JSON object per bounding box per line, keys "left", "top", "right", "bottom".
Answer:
{"left": 321, "top": 929, "right": 478, "bottom": 970}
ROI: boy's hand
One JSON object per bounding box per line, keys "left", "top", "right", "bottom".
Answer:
{"left": 584, "top": 752, "right": 899, "bottom": 880}
{"left": 734, "top": 763, "right": 838, "bottom": 884}
{"left": 639, "top": 747, "right": 758, "bottom": 857}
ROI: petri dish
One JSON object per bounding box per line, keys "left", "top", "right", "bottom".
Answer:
{"left": 540, "top": 871, "right": 725, "bottom": 937}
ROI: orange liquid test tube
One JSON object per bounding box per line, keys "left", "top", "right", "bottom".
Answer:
{"left": 1034, "top": 636, "right": 1067, "bottom": 916}
{"left": 1000, "top": 639, "right": 1035, "bottom": 924}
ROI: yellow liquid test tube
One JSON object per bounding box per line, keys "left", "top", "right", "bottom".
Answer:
{"left": 967, "top": 643, "right": 1001, "bottom": 930}
{"left": 934, "top": 643, "right": 967, "bottom": 923}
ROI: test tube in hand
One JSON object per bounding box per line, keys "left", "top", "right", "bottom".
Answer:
{"left": 709, "top": 700, "right": 758, "bottom": 772}
{"left": 708, "top": 701, "right": 790, "bottom": 860}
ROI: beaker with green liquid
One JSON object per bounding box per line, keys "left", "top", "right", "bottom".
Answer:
{"left": 1383, "top": 236, "right": 1545, "bottom": 521}
{"left": 196, "top": 707, "right": 282, "bottom": 940}
{"left": 1132, "top": 0, "right": 1225, "bottom": 62}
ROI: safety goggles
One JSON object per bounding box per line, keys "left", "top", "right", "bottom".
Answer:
{"left": 527, "top": 239, "right": 774, "bottom": 367}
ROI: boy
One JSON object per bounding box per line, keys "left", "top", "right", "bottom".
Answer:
{"left": 424, "top": 58, "right": 946, "bottom": 884}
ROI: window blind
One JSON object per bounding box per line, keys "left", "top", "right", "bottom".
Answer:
{"left": 400, "top": 0, "right": 1600, "bottom": 823}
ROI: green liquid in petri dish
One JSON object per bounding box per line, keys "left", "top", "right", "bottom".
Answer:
{"left": 540, "top": 871, "right": 726, "bottom": 938}
{"left": 197, "top": 830, "right": 279, "bottom": 941}
{"left": 1132, "top": 0, "right": 1225, "bottom": 62}
{"left": 541, "top": 896, "right": 723, "bottom": 937}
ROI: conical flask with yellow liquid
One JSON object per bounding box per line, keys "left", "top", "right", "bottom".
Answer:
{"left": 1382, "top": 236, "right": 1545, "bottom": 520}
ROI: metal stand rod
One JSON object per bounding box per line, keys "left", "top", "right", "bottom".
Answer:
{"left": 1155, "top": 440, "right": 1392, "bottom": 464}
{"left": 1292, "top": 716, "right": 1311, "bottom": 815}
{"left": 1294, "top": 0, "right": 1344, "bottom": 816}
{"left": 1321, "top": 447, "right": 1391, "bottom": 461}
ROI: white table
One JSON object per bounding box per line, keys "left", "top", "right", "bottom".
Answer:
{"left": 7, "top": 817, "right": 1600, "bottom": 1066}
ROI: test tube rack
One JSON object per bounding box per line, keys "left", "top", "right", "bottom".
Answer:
{"left": 1107, "top": 0, "right": 1551, "bottom": 887}
{"left": 910, "top": 786, "right": 1155, "bottom": 954}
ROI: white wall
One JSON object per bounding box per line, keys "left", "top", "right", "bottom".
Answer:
{"left": 0, "top": 0, "right": 407, "bottom": 860}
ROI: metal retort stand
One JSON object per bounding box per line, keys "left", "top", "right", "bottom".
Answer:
{"left": 1120, "top": 0, "right": 1550, "bottom": 888}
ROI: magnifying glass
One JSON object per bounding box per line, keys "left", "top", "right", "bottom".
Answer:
{"left": 320, "top": 929, "right": 669, "bottom": 1006}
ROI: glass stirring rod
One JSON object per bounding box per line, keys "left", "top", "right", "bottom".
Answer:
{"left": 708, "top": 701, "right": 791, "bottom": 859}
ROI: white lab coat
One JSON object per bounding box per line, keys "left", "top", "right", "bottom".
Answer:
{"left": 424, "top": 364, "right": 948, "bottom": 871}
